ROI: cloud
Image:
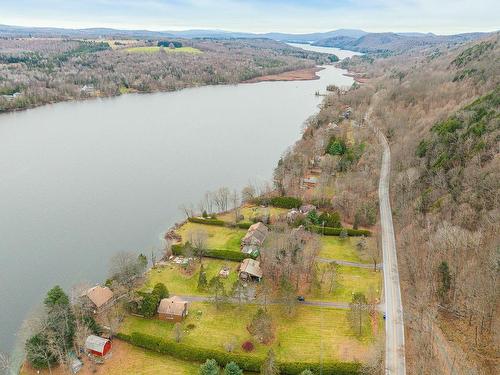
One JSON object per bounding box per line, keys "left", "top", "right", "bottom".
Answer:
{"left": 0, "top": 0, "right": 498, "bottom": 34}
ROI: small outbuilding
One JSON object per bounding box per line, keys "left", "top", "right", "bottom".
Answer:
{"left": 239, "top": 258, "right": 263, "bottom": 281}
{"left": 85, "top": 335, "right": 112, "bottom": 357}
{"left": 158, "top": 296, "right": 189, "bottom": 322}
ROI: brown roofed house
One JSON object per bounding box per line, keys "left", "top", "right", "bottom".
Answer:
{"left": 241, "top": 222, "right": 269, "bottom": 247}
{"left": 239, "top": 258, "right": 263, "bottom": 281}
{"left": 83, "top": 285, "right": 114, "bottom": 313}
{"left": 158, "top": 296, "right": 188, "bottom": 322}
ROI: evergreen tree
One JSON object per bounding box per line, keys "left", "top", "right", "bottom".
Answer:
{"left": 153, "top": 282, "right": 169, "bottom": 299}
{"left": 198, "top": 264, "right": 208, "bottom": 291}
{"left": 199, "top": 358, "right": 220, "bottom": 375}
{"left": 224, "top": 361, "right": 243, "bottom": 375}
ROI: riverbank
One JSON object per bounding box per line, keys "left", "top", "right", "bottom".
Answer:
{"left": 243, "top": 66, "right": 324, "bottom": 83}
{"left": 0, "top": 65, "right": 327, "bottom": 116}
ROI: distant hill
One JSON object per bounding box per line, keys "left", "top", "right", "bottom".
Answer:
{"left": 0, "top": 24, "right": 366, "bottom": 42}
{"left": 313, "top": 32, "right": 492, "bottom": 54}
{"left": 0, "top": 24, "right": 493, "bottom": 54}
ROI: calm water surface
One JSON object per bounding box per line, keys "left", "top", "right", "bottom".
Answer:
{"left": 287, "top": 42, "right": 363, "bottom": 59}
{"left": 0, "top": 47, "right": 355, "bottom": 361}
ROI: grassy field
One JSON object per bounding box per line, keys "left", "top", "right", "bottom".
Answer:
{"left": 310, "top": 264, "right": 382, "bottom": 302}
{"left": 20, "top": 340, "right": 199, "bottom": 375}
{"left": 176, "top": 222, "right": 246, "bottom": 251}
{"left": 218, "top": 204, "right": 289, "bottom": 224}
{"left": 125, "top": 46, "right": 202, "bottom": 54}
{"left": 318, "top": 236, "right": 375, "bottom": 263}
{"left": 120, "top": 302, "right": 378, "bottom": 363}
{"left": 144, "top": 258, "right": 240, "bottom": 296}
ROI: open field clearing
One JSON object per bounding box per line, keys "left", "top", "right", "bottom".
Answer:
{"left": 310, "top": 264, "right": 382, "bottom": 302}
{"left": 176, "top": 222, "right": 246, "bottom": 251}
{"left": 120, "top": 302, "right": 378, "bottom": 363}
{"left": 124, "top": 46, "right": 202, "bottom": 54}
{"left": 144, "top": 258, "right": 240, "bottom": 296}
{"left": 20, "top": 340, "right": 199, "bottom": 375}
{"left": 318, "top": 236, "right": 375, "bottom": 263}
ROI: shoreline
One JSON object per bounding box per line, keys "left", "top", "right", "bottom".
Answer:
{"left": 342, "top": 71, "right": 369, "bottom": 83}
{"left": 0, "top": 66, "right": 325, "bottom": 117}
{"left": 243, "top": 66, "right": 324, "bottom": 83}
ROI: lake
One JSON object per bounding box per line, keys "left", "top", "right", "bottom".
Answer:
{"left": 287, "top": 42, "right": 363, "bottom": 59}
{"left": 0, "top": 45, "right": 357, "bottom": 364}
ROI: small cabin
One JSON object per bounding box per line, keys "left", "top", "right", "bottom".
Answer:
{"left": 158, "top": 296, "right": 188, "bottom": 322}
{"left": 82, "top": 285, "right": 114, "bottom": 313}
{"left": 85, "top": 335, "right": 111, "bottom": 357}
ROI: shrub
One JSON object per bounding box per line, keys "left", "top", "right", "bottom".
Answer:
{"left": 241, "top": 341, "right": 254, "bottom": 352}
{"left": 318, "top": 211, "right": 342, "bottom": 228}
{"left": 269, "top": 196, "right": 302, "bottom": 209}
{"left": 186, "top": 323, "right": 196, "bottom": 330}
{"left": 171, "top": 244, "right": 184, "bottom": 255}
{"left": 188, "top": 217, "right": 225, "bottom": 226}
{"left": 308, "top": 225, "right": 371, "bottom": 237}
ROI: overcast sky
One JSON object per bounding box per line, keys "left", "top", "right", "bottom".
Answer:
{"left": 0, "top": 0, "right": 498, "bottom": 34}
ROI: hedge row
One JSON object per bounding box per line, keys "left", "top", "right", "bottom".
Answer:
{"left": 269, "top": 196, "right": 302, "bottom": 209}
{"left": 116, "top": 332, "right": 262, "bottom": 372}
{"left": 308, "top": 225, "right": 371, "bottom": 237}
{"left": 170, "top": 244, "right": 255, "bottom": 262}
{"left": 117, "top": 332, "right": 361, "bottom": 374}
{"left": 171, "top": 244, "right": 184, "bottom": 256}
{"left": 188, "top": 217, "right": 226, "bottom": 226}
{"left": 279, "top": 361, "right": 361, "bottom": 375}
{"left": 253, "top": 196, "right": 302, "bottom": 209}
{"left": 236, "top": 222, "right": 252, "bottom": 229}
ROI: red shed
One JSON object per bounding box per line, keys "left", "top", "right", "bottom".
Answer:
{"left": 85, "top": 335, "right": 111, "bottom": 357}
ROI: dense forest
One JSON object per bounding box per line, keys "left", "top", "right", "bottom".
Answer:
{"left": 0, "top": 38, "right": 333, "bottom": 113}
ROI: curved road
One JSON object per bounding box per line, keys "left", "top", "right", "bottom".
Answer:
{"left": 377, "top": 129, "right": 406, "bottom": 374}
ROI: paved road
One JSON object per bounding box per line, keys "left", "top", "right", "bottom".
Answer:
{"left": 316, "top": 257, "right": 382, "bottom": 270}
{"left": 178, "top": 295, "right": 351, "bottom": 309}
{"left": 377, "top": 129, "right": 406, "bottom": 374}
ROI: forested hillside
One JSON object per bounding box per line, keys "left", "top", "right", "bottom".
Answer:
{"left": 366, "top": 34, "right": 499, "bottom": 374}
{"left": 273, "top": 33, "right": 499, "bottom": 374}
{"left": 0, "top": 38, "right": 329, "bottom": 113}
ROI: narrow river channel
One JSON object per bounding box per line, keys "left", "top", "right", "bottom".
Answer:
{"left": 0, "top": 45, "right": 357, "bottom": 363}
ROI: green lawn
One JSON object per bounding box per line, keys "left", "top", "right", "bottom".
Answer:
{"left": 310, "top": 264, "right": 382, "bottom": 303}
{"left": 125, "top": 46, "right": 202, "bottom": 54}
{"left": 144, "top": 258, "right": 240, "bottom": 296}
{"left": 120, "top": 302, "right": 378, "bottom": 363}
{"left": 218, "top": 205, "right": 289, "bottom": 224}
{"left": 318, "top": 236, "right": 374, "bottom": 263}
{"left": 176, "top": 222, "right": 246, "bottom": 251}
{"left": 21, "top": 340, "right": 200, "bottom": 375}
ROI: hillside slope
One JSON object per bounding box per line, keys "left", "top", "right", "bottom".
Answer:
{"left": 366, "top": 34, "right": 499, "bottom": 374}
